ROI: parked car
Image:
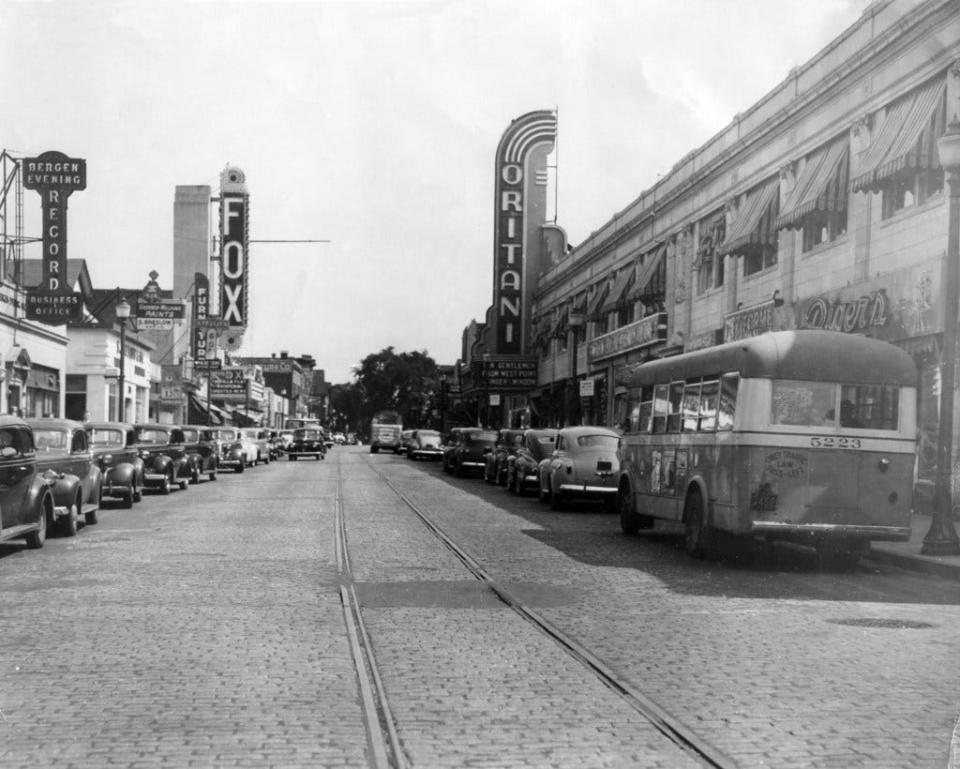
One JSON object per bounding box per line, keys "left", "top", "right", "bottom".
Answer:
{"left": 266, "top": 430, "right": 283, "bottom": 460}
{"left": 332, "top": 432, "right": 346, "bottom": 445}
{"left": 538, "top": 425, "right": 621, "bottom": 510}
{"left": 507, "top": 429, "right": 557, "bottom": 496}
{"left": 241, "top": 428, "right": 271, "bottom": 465}
{"left": 29, "top": 418, "right": 103, "bottom": 535}
{"left": 443, "top": 427, "right": 498, "bottom": 477}
{"left": 180, "top": 425, "right": 220, "bottom": 482}
{"left": 400, "top": 429, "right": 417, "bottom": 456}
{"left": 483, "top": 428, "right": 526, "bottom": 486}
{"left": 0, "top": 416, "right": 55, "bottom": 549}
{"left": 288, "top": 427, "right": 325, "bottom": 460}
{"left": 86, "top": 421, "right": 145, "bottom": 508}
{"left": 406, "top": 429, "right": 443, "bottom": 460}
{"left": 210, "top": 427, "right": 248, "bottom": 473}
{"left": 277, "top": 430, "right": 295, "bottom": 453}
{"left": 132, "top": 423, "right": 191, "bottom": 493}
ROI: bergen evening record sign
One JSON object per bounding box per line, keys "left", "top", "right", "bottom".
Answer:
{"left": 22, "top": 150, "right": 86, "bottom": 323}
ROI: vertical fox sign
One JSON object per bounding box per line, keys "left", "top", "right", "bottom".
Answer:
{"left": 492, "top": 111, "right": 556, "bottom": 354}
{"left": 219, "top": 166, "right": 249, "bottom": 335}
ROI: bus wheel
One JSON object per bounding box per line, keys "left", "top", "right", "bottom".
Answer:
{"left": 618, "top": 489, "right": 639, "bottom": 535}
{"left": 816, "top": 540, "right": 864, "bottom": 572}
{"left": 683, "top": 489, "right": 708, "bottom": 558}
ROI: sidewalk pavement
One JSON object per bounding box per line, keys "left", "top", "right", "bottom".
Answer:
{"left": 867, "top": 513, "right": 960, "bottom": 580}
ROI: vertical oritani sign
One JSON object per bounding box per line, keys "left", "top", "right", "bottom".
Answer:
{"left": 22, "top": 150, "right": 86, "bottom": 323}
{"left": 493, "top": 111, "right": 556, "bottom": 354}
{"left": 219, "top": 166, "right": 249, "bottom": 332}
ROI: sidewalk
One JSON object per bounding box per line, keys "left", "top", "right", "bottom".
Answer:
{"left": 867, "top": 513, "right": 960, "bottom": 580}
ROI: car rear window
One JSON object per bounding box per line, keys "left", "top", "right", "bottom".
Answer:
{"left": 576, "top": 434, "right": 619, "bottom": 449}
{"left": 88, "top": 428, "right": 124, "bottom": 448}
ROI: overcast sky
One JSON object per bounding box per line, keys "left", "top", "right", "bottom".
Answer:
{"left": 2, "top": 0, "right": 872, "bottom": 382}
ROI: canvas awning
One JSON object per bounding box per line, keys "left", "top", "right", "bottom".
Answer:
{"left": 585, "top": 283, "right": 609, "bottom": 320}
{"left": 776, "top": 136, "right": 850, "bottom": 230}
{"left": 851, "top": 75, "right": 946, "bottom": 193}
{"left": 719, "top": 176, "right": 780, "bottom": 256}
{"left": 628, "top": 244, "right": 666, "bottom": 301}
{"left": 189, "top": 394, "right": 231, "bottom": 426}
{"left": 599, "top": 268, "right": 636, "bottom": 315}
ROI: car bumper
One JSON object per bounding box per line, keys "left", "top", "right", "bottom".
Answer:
{"left": 412, "top": 449, "right": 443, "bottom": 459}
{"left": 557, "top": 483, "right": 617, "bottom": 496}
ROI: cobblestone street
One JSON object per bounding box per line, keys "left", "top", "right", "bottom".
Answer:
{"left": 1, "top": 446, "right": 958, "bottom": 768}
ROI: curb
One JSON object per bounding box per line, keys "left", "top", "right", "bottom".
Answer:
{"left": 865, "top": 548, "right": 960, "bottom": 581}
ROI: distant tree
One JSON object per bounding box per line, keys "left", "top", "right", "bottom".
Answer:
{"left": 328, "top": 383, "right": 364, "bottom": 434}
{"left": 351, "top": 347, "right": 442, "bottom": 429}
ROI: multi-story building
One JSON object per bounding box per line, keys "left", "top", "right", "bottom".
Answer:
{"left": 523, "top": 0, "right": 957, "bottom": 491}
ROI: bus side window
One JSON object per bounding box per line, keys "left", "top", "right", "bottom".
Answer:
{"left": 682, "top": 380, "right": 701, "bottom": 432}
{"left": 638, "top": 386, "right": 654, "bottom": 433}
{"left": 699, "top": 379, "right": 719, "bottom": 431}
{"left": 652, "top": 384, "right": 669, "bottom": 434}
{"left": 718, "top": 373, "right": 739, "bottom": 430}
{"left": 667, "top": 382, "right": 684, "bottom": 432}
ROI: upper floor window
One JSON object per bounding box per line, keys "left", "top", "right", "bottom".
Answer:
{"left": 881, "top": 167, "right": 943, "bottom": 219}
{"left": 696, "top": 213, "right": 725, "bottom": 294}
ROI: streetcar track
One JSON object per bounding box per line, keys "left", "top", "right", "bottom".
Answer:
{"left": 357, "top": 451, "right": 739, "bottom": 769}
{"left": 334, "top": 459, "right": 409, "bottom": 769}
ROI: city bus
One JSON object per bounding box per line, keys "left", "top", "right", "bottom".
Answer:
{"left": 369, "top": 410, "right": 403, "bottom": 454}
{"left": 615, "top": 330, "right": 918, "bottom": 570}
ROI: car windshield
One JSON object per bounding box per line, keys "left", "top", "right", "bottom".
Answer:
{"left": 211, "top": 429, "right": 238, "bottom": 441}
{"left": 468, "top": 431, "right": 498, "bottom": 444}
{"left": 296, "top": 429, "right": 321, "bottom": 439}
{"left": 418, "top": 431, "right": 440, "bottom": 441}
{"left": 135, "top": 428, "right": 170, "bottom": 444}
{"left": 88, "top": 428, "right": 124, "bottom": 448}
{"left": 34, "top": 429, "right": 68, "bottom": 451}
{"left": 576, "top": 434, "right": 619, "bottom": 449}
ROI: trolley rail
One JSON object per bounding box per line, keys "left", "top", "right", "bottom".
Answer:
{"left": 343, "top": 450, "right": 739, "bottom": 769}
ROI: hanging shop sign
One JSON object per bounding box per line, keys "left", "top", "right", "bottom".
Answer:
{"left": 22, "top": 150, "right": 86, "bottom": 323}
{"left": 492, "top": 111, "right": 557, "bottom": 355}
{"left": 723, "top": 298, "right": 794, "bottom": 343}
{"left": 160, "top": 364, "right": 183, "bottom": 405}
{"left": 587, "top": 312, "right": 667, "bottom": 365}
{"left": 193, "top": 273, "right": 212, "bottom": 359}
{"left": 478, "top": 356, "right": 538, "bottom": 390}
{"left": 219, "top": 167, "right": 249, "bottom": 330}
{"left": 209, "top": 368, "right": 247, "bottom": 400}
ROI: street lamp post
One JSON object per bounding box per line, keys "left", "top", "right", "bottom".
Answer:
{"left": 923, "top": 116, "right": 960, "bottom": 555}
{"left": 280, "top": 388, "right": 287, "bottom": 429}
{"left": 115, "top": 297, "right": 131, "bottom": 423}
{"left": 568, "top": 312, "right": 584, "bottom": 426}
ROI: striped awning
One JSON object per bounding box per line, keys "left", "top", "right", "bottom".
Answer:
{"left": 629, "top": 244, "right": 666, "bottom": 301}
{"left": 599, "top": 268, "right": 636, "bottom": 315}
{"left": 585, "top": 283, "right": 609, "bottom": 320}
{"left": 719, "top": 176, "right": 780, "bottom": 256}
{"left": 776, "top": 136, "right": 850, "bottom": 230}
{"left": 851, "top": 76, "right": 946, "bottom": 194}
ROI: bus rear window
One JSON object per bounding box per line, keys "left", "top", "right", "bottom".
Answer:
{"left": 771, "top": 380, "right": 901, "bottom": 430}
{"left": 839, "top": 384, "right": 900, "bottom": 430}
{"left": 771, "top": 380, "right": 836, "bottom": 426}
